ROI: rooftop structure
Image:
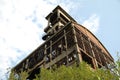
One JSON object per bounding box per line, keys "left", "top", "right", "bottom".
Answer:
{"left": 13, "top": 5, "right": 114, "bottom": 80}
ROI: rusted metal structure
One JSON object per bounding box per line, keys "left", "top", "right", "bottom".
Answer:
{"left": 13, "top": 5, "right": 114, "bottom": 79}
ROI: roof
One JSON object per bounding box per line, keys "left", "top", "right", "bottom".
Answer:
{"left": 45, "top": 5, "right": 76, "bottom": 22}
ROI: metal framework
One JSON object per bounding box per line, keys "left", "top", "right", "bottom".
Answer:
{"left": 13, "top": 5, "right": 114, "bottom": 79}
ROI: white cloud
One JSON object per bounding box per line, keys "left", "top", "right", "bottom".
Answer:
{"left": 82, "top": 14, "right": 100, "bottom": 33}
{"left": 0, "top": 0, "right": 100, "bottom": 79}
{"left": 0, "top": 0, "right": 77, "bottom": 79}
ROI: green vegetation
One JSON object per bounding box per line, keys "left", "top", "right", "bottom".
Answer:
{"left": 9, "top": 61, "right": 120, "bottom": 80}
{"left": 9, "top": 70, "right": 28, "bottom": 80}
{"left": 9, "top": 53, "right": 120, "bottom": 80}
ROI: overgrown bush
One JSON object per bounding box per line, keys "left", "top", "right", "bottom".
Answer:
{"left": 34, "top": 62, "right": 119, "bottom": 80}
{"left": 9, "top": 61, "right": 120, "bottom": 80}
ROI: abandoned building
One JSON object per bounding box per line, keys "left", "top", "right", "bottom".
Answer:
{"left": 13, "top": 5, "right": 114, "bottom": 79}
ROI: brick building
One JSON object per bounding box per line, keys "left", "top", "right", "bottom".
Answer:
{"left": 13, "top": 5, "right": 114, "bottom": 79}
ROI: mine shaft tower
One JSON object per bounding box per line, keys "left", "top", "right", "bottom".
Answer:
{"left": 13, "top": 5, "right": 114, "bottom": 79}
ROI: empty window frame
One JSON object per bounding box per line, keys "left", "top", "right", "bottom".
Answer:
{"left": 52, "top": 31, "right": 64, "bottom": 42}
{"left": 50, "top": 12, "right": 58, "bottom": 25}
{"left": 81, "top": 51, "right": 94, "bottom": 68}
{"left": 82, "top": 33, "right": 93, "bottom": 57}
{"left": 91, "top": 42, "right": 102, "bottom": 64}
{"left": 66, "top": 30, "right": 75, "bottom": 48}
{"left": 56, "top": 57, "right": 67, "bottom": 67}
{"left": 68, "top": 51, "right": 77, "bottom": 63}
{"left": 37, "top": 49, "right": 44, "bottom": 62}
{"left": 75, "top": 28, "right": 84, "bottom": 50}
{"left": 45, "top": 55, "right": 50, "bottom": 63}
{"left": 28, "top": 57, "right": 35, "bottom": 69}
{"left": 60, "top": 13, "right": 69, "bottom": 24}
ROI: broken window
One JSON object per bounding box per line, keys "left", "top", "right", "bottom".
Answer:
{"left": 51, "top": 50, "right": 57, "bottom": 60}
{"left": 68, "top": 52, "right": 77, "bottom": 63}
{"left": 57, "top": 44, "right": 62, "bottom": 55}
{"left": 75, "top": 28, "right": 84, "bottom": 50}
{"left": 52, "top": 31, "right": 64, "bottom": 42}
{"left": 94, "top": 48, "right": 101, "bottom": 64}
{"left": 97, "top": 63, "right": 102, "bottom": 68}
{"left": 61, "top": 37, "right": 66, "bottom": 51}
{"left": 65, "top": 25, "right": 72, "bottom": 33}
{"left": 37, "top": 50, "right": 44, "bottom": 61}
{"left": 28, "top": 57, "right": 35, "bottom": 69}
{"left": 46, "top": 41, "right": 50, "bottom": 48}
{"left": 34, "top": 48, "right": 44, "bottom": 64}
{"left": 60, "top": 13, "right": 69, "bottom": 24}
{"left": 51, "top": 37, "right": 66, "bottom": 59}
{"left": 46, "top": 48, "right": 50, "bottom": 55}
{"left": 50, "top": 12, "right": 57, "bottom": 25}
{"left": 52, "top": 43, "right": 58, "bottom": 58}
{"left": 55, "top": 26, "right": 59, "bottom": 32}
{"left": 66, "top": 30, "right": 75, "bottom": 48}
{"left": 99, "top": 52, "right": 107, "bottom": 66}
{"left": 82, "top": 33, "right": 93, "bottom": 57}
{"left": 25, "top": 59, "right": 29, "bottom": 69}
{"left": 56, "top": 39, "right": 65, "bottom": 55}
{"left": 91, "top": 42, "right": 101, "bottom": 64}
{"left": 56, "top": 57, "right": 67, "bottom": 67}
{"left": 81, "top": 51, "right": 94, "bottom": 68}
{"left": 45, "top": 55, "right": 50, "bottom": 63}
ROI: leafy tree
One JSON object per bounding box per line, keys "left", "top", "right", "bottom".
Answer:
{"left": 9, "top": 61, "right": 120, "bottom": 80}
{"left": 34, "top": 62, "right": 119, "bottom": 80}
{"left": 9, "top": 70, "right": 28, "bottom": 80}
{"left": 9, "top": 70, "right": 15, "bottom": 80}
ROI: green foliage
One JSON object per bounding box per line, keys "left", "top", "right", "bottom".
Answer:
{"left": 9, "top": 62, "right": 120, "bottom": 80}
{"left": 9, "top": 70, "right": 16, "bottom": 80}
{"left": 116, "top": 52, "right": 120, "bottom": 71}
{"left": 9, "top": 70, "right": 28, "bottom": 80}
{"left": 19, "top": 71, "right": 28, "bottom": 80}
{"left": 34, "top": 62, "right": 119, "bottom": 80}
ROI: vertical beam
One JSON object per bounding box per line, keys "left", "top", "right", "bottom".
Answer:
{"left": 71, "top": 23, "right": 82, "bottom": 64}
{"left": 43, "top": 44, "right": 47, "bottom": 68}
{"left": 57, "top": 9, "right": 60, "bottom": 19}
{"left": 49, "top": 40, "right": 52, "bottom": 69}
{"left": 102, "top": 51, "right": 108, "bottom": 68}
{"left": 89, "top": 39, "right": 98, "bottom": 69}
{"left": 64, "top": 29, "right": 69, "bottom": 65}
{"left": 81, "top": 35, "right": 86, "bottom": 52}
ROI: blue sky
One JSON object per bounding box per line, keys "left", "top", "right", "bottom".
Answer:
{"left": 0, "top": 0, "right": 120, "bottom": 79}
{"left": 70, "top": 0, "right": 120, "bottom": 57}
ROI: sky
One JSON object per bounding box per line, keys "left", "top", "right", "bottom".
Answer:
{"left": 0, "top": 0, "right": 120, "bottom": 79}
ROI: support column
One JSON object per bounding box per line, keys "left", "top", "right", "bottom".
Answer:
{"left": 43, "top": 44, "right": 47, "bottom": 68}
{"left": 71, "top": 23, "right": 82, "bottom": 64}
{"left": 89, "top": 40, "right": 98, "bottom": 69}
{"left": 64, "top": 30, "right": 69, "bottom": 65}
